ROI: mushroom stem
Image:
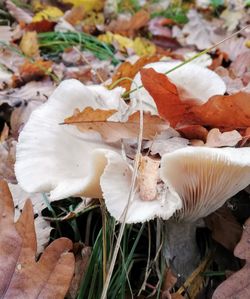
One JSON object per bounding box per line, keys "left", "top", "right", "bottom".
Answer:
{"left": 163, "top": 219, "right": 204, "bottom": 280}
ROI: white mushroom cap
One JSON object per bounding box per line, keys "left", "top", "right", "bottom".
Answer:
{"left": 160, "top": 147, "right": 250, "bottom": 221}
{"left": 100, "top": 151, "right": 182, "bottom": 223}
{"left": 15, "top": 79, "right": 125, "bottom": 200}
{"left": 130, "top": 61, "right": 226, "bottom": 114}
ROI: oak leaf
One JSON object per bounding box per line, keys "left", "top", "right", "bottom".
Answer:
{"left": 106, "top": 10, "right": 150, "bottom": 37}
{"left": 110, "top": 55, "right": 161, "bottom": 91}
{"left": 140, "top": 68, "right": 189, "bottom": 127}
{"left": 0, "top": 180, "right": 75, "bottom": 299}
{"left": 141, "top": 68, "right": 250, "bottom": 130}
{"left": 64, "top": 107, "right": 169, "bottom": 142}
{"left": 212, "top": 217, "right": 250, "bottom": 299}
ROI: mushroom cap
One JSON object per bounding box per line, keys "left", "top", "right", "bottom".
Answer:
{"left": 100, "top": 151, "right": 182, "bottom": 223}
{"left": 15, "top": 79, "right": 124, "bottom": 200}
{"left": 160, "top": 147, "right": 250, "bottom": 221}
{"left": 130, "top": 61, "right": 226, "bottom": 114}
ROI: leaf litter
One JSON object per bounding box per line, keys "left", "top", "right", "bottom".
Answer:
{"left": 1, "top": 0, "right": 250, "bottom": 298}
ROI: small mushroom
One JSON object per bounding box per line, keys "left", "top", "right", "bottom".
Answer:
{"left": 100, "top": 151, "right": 182, "bottom": 223}
{"left": 160, "top": 146, "right": 250, "bottom": 221}
{"left": 130, "top": 61, "right": 226, "bottom": 114}
{"left": 15, "top": 79, "right": 125, "bottom": 200}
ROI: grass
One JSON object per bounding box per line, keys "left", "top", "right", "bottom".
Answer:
{"left": 38, "top": 31, "right": 120, "bottom": 65}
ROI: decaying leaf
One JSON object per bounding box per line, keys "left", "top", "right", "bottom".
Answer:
{"left": 32, "top": 6, "right": 63, "bottom": 22}
{"left": 205, "top": 206, "right": 242, "bottom": 252}
{"left": 0, "top": 139, "right": 16, "bottom": 183}
{"left": 212, "top": 217, "right": 250, "bottom": 299}
{"left": 205, "top": 128, "right": 242, "bottom": 147}
{"left": 106, "top": 10, "right": 150, "bottom": 37}
{"left": 110, "top": 55, "right": 161, "bottom": 91}
{"left": 141, "top": 68, "right": 250, "bottom": 130}
{"left": 138, "top": 155, "right": 160, "bottom": 201}
{"left": 14, "top": 60, "right": 53, "bottom": 86}
{"left": 65, "top": 107, "right": 169, "bottom": 142}
{"left": 161, "top": 268, "right": 178, "bottom": 299}
{"left": 19, "top": 31, "right": 40, "bottom": 58}
{"left": 5, "top": 0, "right": 33, "bottom": 23}
{"left": 0, "top": 180, "right": 75, "bottom": 298}
{"left": 8, "top": 183, "right": 52, "bottom": 254}
{"left": 62, "top": 0, "right": 104, "bottom": 12}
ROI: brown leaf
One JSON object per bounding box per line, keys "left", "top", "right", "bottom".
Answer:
{"left": 212, "top": 217, "right": 250, "bottom": 299}
{"left": 205, "top": 128, "right": 242, "bottom": 147}
{"left": 205, "top": 206, "right": 242, "bottom": 252}
{"left": 13, "top": 60, "right": 53, "bottom": 87}
{"left": 177, "top": 125, "right": 208, "bottom": 142}
{"left": 64, "top": 5, "right": 86, "bottom": 25}
{"left": 186, "top": 92, "right": 250, "bottom": 128}
{"left": 64, "top": 107, "right": 169, "bottom": 142}
{"left": 106, "top": 10, "right": 150, "bottom": 37}
{"left": 140, "top": 68, "right": 189, "bottom": 127}
{"left": 110, "top": 55, "right": 161, "bottom": 91}
{"left": 24, "top": 20, "right": 56, "bottom": 33}
{"left": 162, "top": 268, "right": 178, "bottom": 299}
{"left": 19, "top": 31, "right": 40, "bottom": 58}
{"left": 0, "top": 139, "right": 16, "bottom": 183}
{"left": 67, "top": 244, "right": 91, "bottom": 299}
{"left": 141, "top": 68, "right": 250, "bottom": 130}
{"left": 0, "top": 180, "right": 75, "bottom": 298}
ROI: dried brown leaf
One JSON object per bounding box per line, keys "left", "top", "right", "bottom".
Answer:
{"left": 65, "top": 107, "right": 169, "bottom": 142}
{"left": 110, "top": 55, "right": 161, "bottom": 91}
{"left": 212, "top": 217, "right": 250, "bottom": 299}
{"left": 205, "top": 206, "right": 242, "bottom": 252}
{"left": 106, "top": 10, "right": 150, "bottom": 37}
{"left": 205, "top": 128, "right": 242, "bottom": 147}
{"left": 0, "top": 180, "right": 75, "bottom": 298}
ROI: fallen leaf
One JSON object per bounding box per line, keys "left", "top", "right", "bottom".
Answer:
{"left": 64, "top": 107, "right": 169, "bottom": 142}
{"left": 19, "top": 31, "right": 40, "bottom": 58}
{"left": 205, "top": 128, "right": 242, "bottom": 147}
{"left": 5, "top": 0, "right": 33, "bottom": 23}
{"left": 138, "top": 155, "right": 160, "bottom": 201}
{"left": 8, "top": 183, "right": 52, "bottom": 254}
{"left": 182, "top": 10, "right": 222, "bottom": 50}
{"left": 141, "top": 68, "right": 250, "bottom": 129}
{"left": 62, "top": 0, "right": 104, "bottom": 12}
{"left": 110, "top": 55, "right": 161, "bottom": 91}
{"left": 133, "top": 37, "right": 156, "bottom": 56}
{"left": 0, "top": 123, "right": 9, "bottom": 142}
{"left": 186, "top": 92, "right": 250, "bottom": 128}
{"left": 177, "top": 125, "right": 208, "bottom": 142}
{"left": 106, "top": 10, "right": 150, "bottom": 37}
{"left": 67, "top": 244, "right": 91, "bottom": 299}
{"left": 0, "top": 139, "right": 16, "bottom": 183}
{"left": 162, "top": 268, "right": 178, "bottom": 299}
{"left": 64, "top": 5, "right": 86, "bottom": 25}
{"left": 140, "top": 68, "right": 188, "bottom": 127}
{"left": 212, "top": 217, "right": 250, "bottom": 299}
{"left": 14, "top": 60, "right": 53, "bottom": 86}
{"left": 0, "top": 26, "right": 12, "bottom": 43}
{"left": 32, "top": 6, "right": 63, "bottom": 22}
{"left": 205, "top": 206, "right": 242, "bottom": 252}
{"left": 220, "top": 8, "right": 242, "bottom": 32}
{"left": 25, "top": 19, "right": 56, "bottom": 32}
{"left": 148, "top": 17, "right": 172, "bottom": 38}
{"left": 0, "top": 180, "right": 75, "bottom": 298}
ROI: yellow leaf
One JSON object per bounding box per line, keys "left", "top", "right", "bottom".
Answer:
{"left": 32, "top": 6, "right": 63, "bottom": 21}
{"left": 98, "top": 32, "right": 156, "bottom": 56}
{"left": 61, "top": 0, "right": 104, "bottom": 12}
{"left": 133, "top": 37, "right": 156, "bottom": 56}
{"left": 20, "top": 31, "right": 39, "bottom": 58}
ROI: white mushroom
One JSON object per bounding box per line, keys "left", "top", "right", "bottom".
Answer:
{"left": 130, "top": 61, "right": 226, "bottom": 114}
{"left": 100, "top": 151, "right": 182, "bottom": 223}
{"left": 15, "top": 79, "right": 125, "bottom": 200}
{"left": 160, "top": 147, "right": 250, "bottom": 221}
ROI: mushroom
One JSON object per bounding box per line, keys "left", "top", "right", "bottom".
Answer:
{"left": 15, "top": 79, "right": 126, "bottom": 200}
{"left": 160, "top": 146, "right": 250, "bottom": 221}
{"left": 130, "top": 61, "right": 226, "bottom": 114}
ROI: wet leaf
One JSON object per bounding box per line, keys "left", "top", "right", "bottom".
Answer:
{"left": 0, "top": 180, "right": 75, "bottom": 298}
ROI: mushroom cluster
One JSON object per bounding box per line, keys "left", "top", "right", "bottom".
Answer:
{"left": 15, "top": 61, "right": 250, "bottom": 223}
